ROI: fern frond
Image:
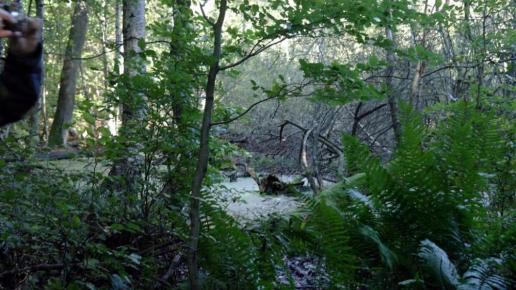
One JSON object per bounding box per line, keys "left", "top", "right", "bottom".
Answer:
{"left": 199, "top": 193, "right": 282, "bottom": 289}
{"left": 359, "top": 226, "right": 397, "bottom": 270}
{"left": 459, "top": 258, "right": 508, "bottom": 290}
{"left": 310, "top": 200, "right": 356, "bottom": 284}
{"left": 418, "top": 239, "right": 460, "bottom": 288}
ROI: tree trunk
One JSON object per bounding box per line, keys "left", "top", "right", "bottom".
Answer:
{"left": 109, "top": 0, "right": 146, "bottom": 191}
{"left": 385, "top": 26, "right": 401, "bottom": 145}
{"left": 113, "top": 0, "right": 123, "bottom": 129}
{"left": 48, "top": 0, "right": 88, "bottom": 146}
{"left": 28, "top": 0, "right": 45, "bottom": 144}
{"left": 188, "top": 1, "right": 227, "bottom": 289}
{"left": 101, "top": 0, "right": 109, "bottom": 93}
{"left": 300, "top": 127, "right": 322, "bottom": 194}
{"left": 114, "top": 0, "right": 123, "bottom": 76}
{"left": 121, "top": 0, "right": 146, "bottom": 122}
{"left": 408, "top": 0, "right": 429, "bottom": 111}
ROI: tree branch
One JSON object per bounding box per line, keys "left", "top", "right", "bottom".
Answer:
{"left": 199, "top": 1, "right": 215, "bottom": 27}
{"left": 210, "top": 96, "right": 277, "bottom": 127}
{"left": 219, "top": 37, "right": 289, "bottom": 71}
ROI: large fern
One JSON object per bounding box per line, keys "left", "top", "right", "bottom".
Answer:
{"left": 418, "top": 239, "right": 461, "bottom": 288}
{"left": 336, "top": 102, "right": 511, "bottom": 284}
{"left": 460, "top": 258, "right": 509, "bottom": 290}
{"left": 418, "top": 240, "right": 508, "bottom": 290}
{"left": 263, "top": 101, "right": 512, "bottom": 288}
{"left": 198, "top": 192, "right": 285, "bottom": 289}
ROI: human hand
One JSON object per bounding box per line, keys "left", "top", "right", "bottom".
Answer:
{"left": 0, "top": 8, "right": 18, "bottom": 37}
{"left": 0, "top": 9, "right": 42, "bottom": 56}
{"left": 9, "top": 17, "right": 43, "bottom": 56}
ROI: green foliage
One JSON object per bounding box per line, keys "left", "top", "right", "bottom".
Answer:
{"left": 308, "top": 201, "right": 355, "bottom": 284}
{"left": 2, "top": 0, "right": 514, "bottom": 289}
{"left": 418, "top": 239, "right": 460, "bottom": 288}
{"left": 418, "top": 240, "right": 509, "bottom": 290}
{"left": 0, "top": 157, "right": 181, "bottom": 289}
{"left": 280, "top": 102, "right": 514, "bottom": 288}
{"left": 299, "top": 59, "right": 384, "bottom": 105}
{"left": 198, "top": 196, "right": 283, "bottom": 289}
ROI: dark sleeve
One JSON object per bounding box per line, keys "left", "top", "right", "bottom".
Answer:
{"left": 0, "top": 43, "right": 43, "bottom": 127}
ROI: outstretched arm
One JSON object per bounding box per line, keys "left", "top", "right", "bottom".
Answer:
{"left": 0, "top": 9, "right": 42, "bottom": 127}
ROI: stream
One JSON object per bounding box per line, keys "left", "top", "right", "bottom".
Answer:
{"left": 214, "top": 177, "right": 301, "bottom": 221}
{"left": 42, "top": 159, "right": 303, "bottom": 221}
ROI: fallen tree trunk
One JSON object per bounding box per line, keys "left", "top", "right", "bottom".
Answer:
{"left": 246, "top": 165, "right": 303, "bottom": 195}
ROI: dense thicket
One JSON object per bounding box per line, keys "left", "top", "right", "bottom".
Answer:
{"left": 0, "top": 0, "right": 514, "bottom": 289}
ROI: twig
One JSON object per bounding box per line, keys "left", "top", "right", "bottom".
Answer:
{"left": 199, "top": 1, "right": 215, "bottom": 26}
{"left": 210, "top": 96, "right": 277, "bottom": 126}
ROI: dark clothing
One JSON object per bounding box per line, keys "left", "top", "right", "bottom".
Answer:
{"left": 0, "top": 43, "right": 43, "bottom": 126}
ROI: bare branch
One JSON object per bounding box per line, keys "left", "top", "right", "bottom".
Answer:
{"left": 210, "top": 96, "right": 277, "bottom": 127}
{"left": 219, "top": 37, "right": 289, "bottom": 71}
{"left": 199, "top": 1, "right": 215, "bottom": 26}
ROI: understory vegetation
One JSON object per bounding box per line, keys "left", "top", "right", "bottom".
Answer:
{"left": 0, "top": 0, "right": 514, "bottom": 289}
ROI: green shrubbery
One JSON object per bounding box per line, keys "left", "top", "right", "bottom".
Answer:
{"left": 1, "top": 100, "right": 513, "bottom": 290}
{"left": 277, "top": 101, "right": 514, "bottom": 289}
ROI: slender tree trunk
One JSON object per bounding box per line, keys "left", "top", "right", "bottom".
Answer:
{"left": 40, "top": 0, "right": 49, "bottom": 142}
{"left": 113, "top": 0, "right": 123, "bottom": 130}
{"left": 351, "top": 102, "right": 363, "bottom": 136}
{"left": 114, "top": 0, "right": 123, "bottom": 76}
{"left": 121, "top": 0, "right": 146, "bottom": 118}
{"left": 48, "top": 0, "right": 89, "bottom": 146}
{"left": 385, "top": 26, "right": 401, "bottom": 145}
{"left": 300, "top": 127, "right": 322, "bottom": 194}
{"left": 109, "top": 0, "right": 146, "bottom": 191}
{"left": 28, "top": 0, "right": 45, "bottom": 144}
{"left": 188, "top": 1, "right": 227, "bottom": 289}
{"left": 475, "top": 1, "right": 488, "bottom": 109}
{"left": 409, "top": 0, "right": 428, "bottom": 111}
{"left": 437, "top": 6, "right": 466, "bottom": 101}
{"left": 101, "top": 0, "right": 109, "bottom": 93}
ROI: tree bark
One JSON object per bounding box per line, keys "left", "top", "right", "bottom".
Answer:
{"left": 121, "top": 0, "right": 146, "bottom": 122}
{"left": 300, "top": 127, "right": 322, "bottom": 194}
{"left": 114, "top": 0, "right": 123, "bottom": 76}
{"left": 385, "top": 25, "right": 401, "bottom": 145}
{"left": 408, "top": 0, "right": 429, "bottom": 110}
{"left": 113, "top": 0, "right": 123, "bottom": 129}
{"left": 109, "top": 0, "right": 146, "bottom": 191}
{"left": 28, "top": 0, "right": 45, "bottom": 144}
{"left": 48, "top": 0, "right": 88, "bottom": 146}
{"left": 188, "top": 1, "right": 227, "bottom": 289}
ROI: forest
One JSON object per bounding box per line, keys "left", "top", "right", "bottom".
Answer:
{"left": 0, "top": 0, "right": 514, "bottom": 289}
